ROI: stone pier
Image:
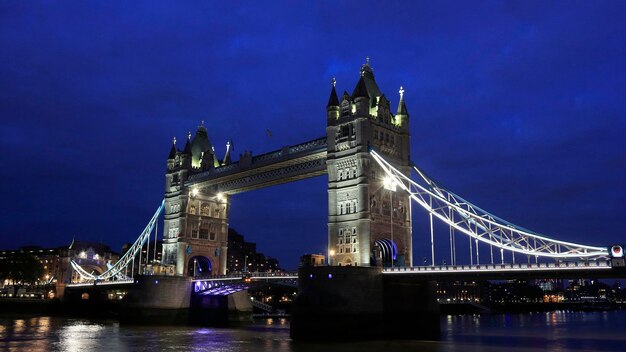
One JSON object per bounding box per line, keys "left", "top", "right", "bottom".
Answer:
{"left": 120, "top": 275, "right": 193, "bottom": 324}
{"left": 290, "top": 266, "right": 440, "bottom": 341}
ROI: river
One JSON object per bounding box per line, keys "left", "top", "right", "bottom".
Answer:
{"left": 1, "top": 311, "right": 625, "bottom": 351}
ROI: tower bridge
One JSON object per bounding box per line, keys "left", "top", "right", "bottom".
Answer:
{"left": 68, "top": 59, "right": 623, "bottom": 286}
{"left": 64, "top": 59, "right": 624, "bottom": 340}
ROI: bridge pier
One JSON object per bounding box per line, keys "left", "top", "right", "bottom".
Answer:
{"left": 120, "top": 275, "right": 254, "bottom": 326}
{"left": 291, "top": 266, "right": 440, "bottom": 341}
{"left": 190, "top": 290, "right": 253, "bottom": 326}
{"left": 120, "top": 275, "right": 192, "bottom": 324}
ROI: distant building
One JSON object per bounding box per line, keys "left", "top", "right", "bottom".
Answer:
{"left": 0, "top": 246, "right": 61, "bottom": 286}
{"left": 0, "top": 240, "right": 119, "bottom": 298}
{"left": 300, "top": 254, "right": 326, "bottom": 267}
{"left": 436, "top": 281, "right": 483, "bottom": 303}
{"left": 226, "top": 228, "right": 281, "bottom": 273}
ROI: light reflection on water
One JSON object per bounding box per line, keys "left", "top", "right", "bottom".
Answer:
{"left": 1, "top": 311, "right": 626, "bottom": 352}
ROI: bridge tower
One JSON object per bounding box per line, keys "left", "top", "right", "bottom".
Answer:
{"left": 326, "top": 60, "right": 412, "bottom": 267}
{"left": 162, "top": 124, "right": 230, "bottom": 276}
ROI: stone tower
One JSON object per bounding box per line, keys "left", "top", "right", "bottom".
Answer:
{"left": 326, "top": 60, "right": 412, "bottom": 267}
{"left": 162, "top": 124, "right": 230, "bottom": 276}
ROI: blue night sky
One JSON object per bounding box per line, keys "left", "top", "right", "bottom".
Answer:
{"left": 1, "top": 1, "right": 625, "bottom": 269}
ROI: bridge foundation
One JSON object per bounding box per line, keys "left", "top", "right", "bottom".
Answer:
{"left": 120, "top": 275, "right": 193, "bottom": 324}
{"left": 290, "top": 266, "right": 440, "bottom": 341}
{"left": 190, "top": 290, "right": 253, "bottom": 326}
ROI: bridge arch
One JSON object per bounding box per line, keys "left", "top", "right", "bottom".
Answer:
{"left": 188, "top": 256, "right": 212, "bottom": 277}
{"left": 373, "top": 239, "right": 397, "bottom": 267}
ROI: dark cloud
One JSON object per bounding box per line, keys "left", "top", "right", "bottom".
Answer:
{"left": 1, "top": 1, "right": 624, "bottom": 268}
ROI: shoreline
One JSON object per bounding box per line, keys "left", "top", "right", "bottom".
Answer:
{"left": 1, "top": 298, "right": 624, "bottom": 322}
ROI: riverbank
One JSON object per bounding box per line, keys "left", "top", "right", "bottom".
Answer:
{"left": 440, "top": 301, "right": 626, "bottom": 314}
{"left": 2, "top": 298, "right": 625, "bottom": 321}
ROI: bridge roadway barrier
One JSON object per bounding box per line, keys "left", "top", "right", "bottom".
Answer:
{"left": 290, "top": 266, "right": 440, "bottom": 342}
{"left": 381, "top": 261, "right": 626, "bottom": 280}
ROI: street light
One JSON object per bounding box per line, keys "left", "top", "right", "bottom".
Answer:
{"left": 329, "top": 249, "right": 335, "bottom": 266}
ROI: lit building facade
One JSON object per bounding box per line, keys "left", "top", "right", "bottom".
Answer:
{"left": 162, "top": 127, "right": 233, "bottom": 276}
{"left": 326, "top": 59, "right": 412, "bottom": 267}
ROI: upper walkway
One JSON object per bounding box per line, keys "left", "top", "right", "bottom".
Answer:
{"left": 186, "top": 137, "right": 327, "bottom": 194}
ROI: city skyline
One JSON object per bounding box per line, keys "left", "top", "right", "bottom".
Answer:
{"left": 1, "top": 1, "right": 625, "bottom": 269}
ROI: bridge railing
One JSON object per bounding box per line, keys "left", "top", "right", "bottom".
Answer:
{"left": 67, "top": 279, "right": 135, "bottom": 287}
{"left": 383, "top": 260, "right": 611, "bottom": 274}
{"left": 193, "top": 271, "right": 298, "bottom": 281}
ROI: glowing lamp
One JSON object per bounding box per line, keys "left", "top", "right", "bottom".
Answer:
{"left": 383, "top": 176, "right": 396, "bottom": 191}
{"left": 611, "top": 245, "right": 624, "bottom": 258}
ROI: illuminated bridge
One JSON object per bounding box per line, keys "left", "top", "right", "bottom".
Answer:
{"left": 63, "top": 60, "right": 623, "bottom": 341}
{"left": 67, "top": 59, "right": 624, "bottom": 290}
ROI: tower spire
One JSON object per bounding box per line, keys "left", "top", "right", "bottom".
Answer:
{"left": 168, "top": 137, "right": 177, "bottom": 159}
{"left": 360, "top": 56, "right": 374, "bottom": 78}
{"left": 327, "top": 76, "right": 339, "bottom": 107}
{"left": 397, "top": 85, "right": 408, "bottom": 115}
{"left": 222, "top": 140, "right": 232, "bottom": 166}
{"left": 183, "top": 131, "right": 192, "bottom": 155}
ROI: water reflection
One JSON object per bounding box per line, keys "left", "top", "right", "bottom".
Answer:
{"left": 1, "top": 312, "right": 626, "bottom": 351}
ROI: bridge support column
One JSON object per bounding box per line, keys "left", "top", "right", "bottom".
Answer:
{"left": 120, "top": 275, "right": 193, "bottom": 324}
{"left": 291, "top": 266, "right": 440, "bottom": 341}
{"left": 190, "top": 290, "right": 253, "bottom": 326}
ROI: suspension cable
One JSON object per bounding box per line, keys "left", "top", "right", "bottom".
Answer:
{"left": 370, "top": 150, "right": 608, "bottom": 260}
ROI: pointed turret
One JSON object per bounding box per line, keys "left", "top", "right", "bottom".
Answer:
{"left": 191, "top": 121, "right": 214, "bottom": 168}
{"left": 327, "top": 77, "right": 340, "bottom": 125}
{"left": 354, "top": 57, "right": 382, "bottom": 99}
{"left": 395, "top": 86, "right": 409, "bottom": 130}
{"left": 352, "top": 76, "right": 369, "bottom": 99}
{"left": 397, "top": 86, "right": 408, "bottom": 115}
{"left": 168, "top": 137, "right": 178, "bottom": 159}
{"left": 327, "top": 78, "right": 339, "bottom": 107}
{"left": 183, "top": 131, "right": 192, "bottom": 155}
{"left": 222, "top": 140, "right": 232, "bottom": 166}
{"left": 212, "top": 146, "right": 220, "bottom": 168}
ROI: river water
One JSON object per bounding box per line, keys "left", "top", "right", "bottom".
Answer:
{"left": 1, "top": 311, "right": 625, "bottom": 351}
